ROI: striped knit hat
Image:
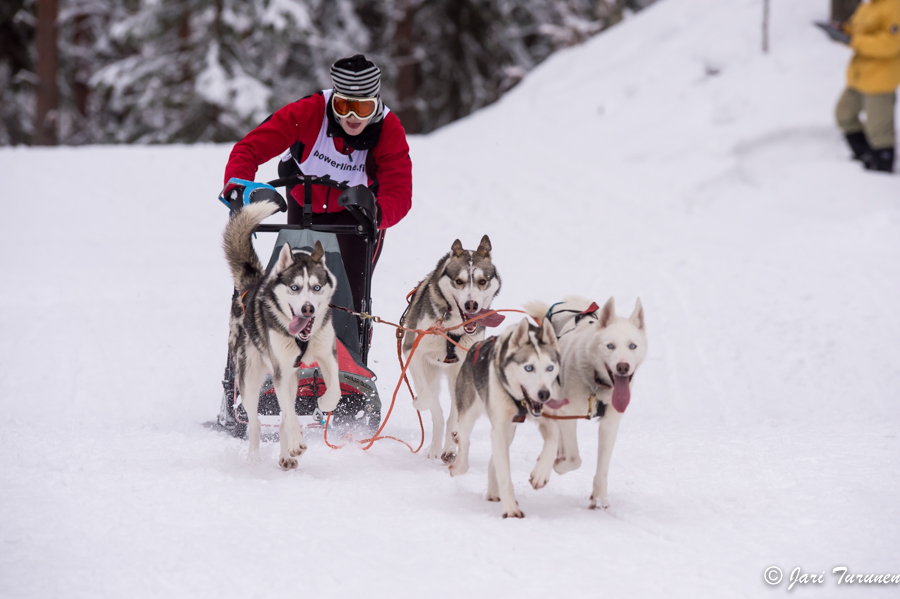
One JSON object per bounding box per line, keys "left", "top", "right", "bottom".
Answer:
{"left": 330, "top": 54, "right": 381, "bottom": 97}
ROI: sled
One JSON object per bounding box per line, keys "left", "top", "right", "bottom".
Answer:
{"left": 215, "top": 174, "right": 383, "bottom": 438}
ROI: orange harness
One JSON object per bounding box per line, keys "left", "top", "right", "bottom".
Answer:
{"left": 322, "top": 295, "right": 535, "bottom": 452}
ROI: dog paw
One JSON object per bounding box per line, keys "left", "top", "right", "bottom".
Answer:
{"left": 426, "top": 444, "right": 443, "bottom": 460}
{"left": 448, "top": 462, "right": 467, "bottom": 477}
{"left": 441, "top": 451, "right": 457, "bottom": 465}
{"left": 529, "top": 469, "right": 550, "bottom": 490}
{"left": 486, "top": 494, "right": 500, "bottom": 502}
{"left": 289, "top": 443, "right": 307, "bottom": 458}
{"left": 553, "top": 457, "right": 581, "bottom": 475}
{"left": 317, "top": 391, "right": 340, "bottom": 413}
{"left": 502, "top": 507, "right": 524, "bottom": 519}
{"left": 589, "top": 495, "right": 610, "bottom": 510}
{"left": 279, "top": 457, "right": 298, "bottom": 470}
{"left": 411, "top": 395, "right": 432, "bottom": 411}
{"left": 450, "top": 431, "right": 459, "bottom": 443}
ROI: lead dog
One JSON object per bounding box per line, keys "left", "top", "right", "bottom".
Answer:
{"left": 224, "top": 200, "right": 341, "bottom": 469}
{"left": 401, "top": 236, "right": 503, "bottom": 460}
{"left": 448, "top": 318, "right": 561, "bottom": 518}
{"left": 525, "top": 296, "right": 647, "bottom": 508}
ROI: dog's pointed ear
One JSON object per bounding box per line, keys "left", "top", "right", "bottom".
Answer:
{"left": 310, "top": 240, "right": 325, "bottom": 263}
{"left": 598, "top": 297, "right": 616, "bottom": 328}
{"left": 630, "top": 297, "right": 645, "bottom": 331}
{"left": 274, "top": 243, "right": 294, "bottom": 274}
{"left": 451, "top": 239, "right": 464, "bottom": 257}
{"left": 476, "top": 235, "right": 492, "bottom": 258}
{"left": 509, "top": 317, "right": 531, "bottom": 347}
{"left": 540, "top": 317, "right": 559, "bottom": 352}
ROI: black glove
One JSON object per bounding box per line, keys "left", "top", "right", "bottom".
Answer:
{"left": 248, "top": 187, "right": 288, "bottom": 213}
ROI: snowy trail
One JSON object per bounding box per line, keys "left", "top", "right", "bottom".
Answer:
{"left": 2, "top": 0, "right": 899, "bottom": 597}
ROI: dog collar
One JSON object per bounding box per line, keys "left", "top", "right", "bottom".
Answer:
{"left": 511, "top": 398, "right": 528, "bottom": 423}
{"left": 593, "top": 396, "right": 606, "bottom": 419}
{"left": 511, "top": 387, "right": 537, "bottom": 423}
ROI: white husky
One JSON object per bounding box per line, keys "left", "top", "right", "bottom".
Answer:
{"left": 525, "top": 296, "right": 647, "bottom": 508}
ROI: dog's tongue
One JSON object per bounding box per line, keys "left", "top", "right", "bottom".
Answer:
{"left": 467, "top": 309, "right": 505, "bottom": 328}
{"left": 544, "top": 398, "right": 569, "bottom": 410}
{"left": 288, "top": 315, "right": 311, "bottom": 336}
{"left": 612, "top": 376, "right": 631, "bottom": 413}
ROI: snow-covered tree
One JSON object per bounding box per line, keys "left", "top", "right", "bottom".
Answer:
{"left": 0, "top": 0, "right": 658, "bottom": 145}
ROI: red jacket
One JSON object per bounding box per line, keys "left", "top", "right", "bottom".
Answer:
{"left": 224, "top": 91, "right": 412, "bottom": 228}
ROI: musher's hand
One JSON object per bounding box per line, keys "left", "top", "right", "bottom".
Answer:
{"left": 224, "top": 185, "right": 243, "bottom": 204}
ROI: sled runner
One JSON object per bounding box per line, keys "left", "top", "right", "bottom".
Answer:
{"left": 215, "top": 174, "right": 383, "bottom": 438}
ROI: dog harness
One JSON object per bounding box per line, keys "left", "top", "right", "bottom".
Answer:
{"left": 469, "top": 336, "right": 495, "bottom": 364}
{"left": 545, "top": 301, "right": 600, "bottom": 339}
{"left": 574, "top": 302, "right": 600, "bottom": 324}
{"left": 444, "top": 333, "right": 463, "bottom": 363}
{"left": 237, "top": 282, "right": 260, "bottom": 314}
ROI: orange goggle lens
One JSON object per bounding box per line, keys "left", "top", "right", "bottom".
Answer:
{"left": 332, "top": 94, "right": 377, "bottom": 119}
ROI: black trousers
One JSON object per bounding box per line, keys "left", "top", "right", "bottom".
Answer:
{"left": 286, "top": 199, "right": 385, "bottom": 314}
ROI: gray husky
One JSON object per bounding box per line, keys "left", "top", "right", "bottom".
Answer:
{"left": 224, "top": 200, "right": 340, "bottom": 469}
{"left": 525, "top": 296, "right": 647, "bottom": 508}
{"left": 401, "top": 236, "right": 503, "bottom": 460}
{"left": 447, "top": 318, "right": 561, "bottom": 518}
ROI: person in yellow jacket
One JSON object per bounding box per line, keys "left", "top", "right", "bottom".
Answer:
{"left": 835, "top": 0, "right": 900, "bottom": 172}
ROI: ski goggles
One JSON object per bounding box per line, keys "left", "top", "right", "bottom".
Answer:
{"left": 332, "top": 92, "right": 378, "bottom": 119}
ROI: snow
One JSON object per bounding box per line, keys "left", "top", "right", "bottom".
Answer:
{"left": 2, "top": 0, "right": 899, "bottom": 597}
{"left": 260, "top": 0, "right": 313, "bottom": 33}
{"left": 196, "top": 42, "right": 272, "bottom": 124}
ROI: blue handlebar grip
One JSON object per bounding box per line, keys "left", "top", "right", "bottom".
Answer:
{"left": 218, "top": 178, "right": 279, "bottom": 209}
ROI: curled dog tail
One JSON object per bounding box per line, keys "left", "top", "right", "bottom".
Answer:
{"left": 223, "top": 201, "right": 281, "bottom": 291}
{"left": 522, "top": 300, "right": 550, "bottom": 324}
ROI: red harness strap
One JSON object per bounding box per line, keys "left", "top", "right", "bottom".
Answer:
{"left": 470, "top": 335, "right": 496, "bottom": 363}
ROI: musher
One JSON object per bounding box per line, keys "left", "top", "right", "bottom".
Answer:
{"left": 223, "top": 54, "right": 413, "bottom": 311}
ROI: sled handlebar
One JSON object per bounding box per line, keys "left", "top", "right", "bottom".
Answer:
{"left": 268, "top": 174, "right": 377, "bottom": 236}
{"left": 221, "top": 174, "right": 378, "bottom": 236}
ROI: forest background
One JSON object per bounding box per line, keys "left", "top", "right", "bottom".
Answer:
{"left": 0, "top": 0, "right": 660, "bottom": 145}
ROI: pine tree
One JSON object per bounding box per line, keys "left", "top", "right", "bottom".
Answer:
{"left": 0, "top": 0, "right": 36, "bottom": 145}
{"left": 1, "top": 0, "right": 659, "bottom": 145}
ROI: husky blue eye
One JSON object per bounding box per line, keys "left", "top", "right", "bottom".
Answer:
{"left": 607, "top": 343, "right": 615, "bottom": 350}
{"left": 314, "top": 285, "right": 321, "bottom": 291}
{"left": 546, "top": 365, "right": 554, "bottom": 372}
{"left": 524, "top": 365, "right": 534, "bottom": 372}
{"left": 290, "top": 285, "right": 298, "bottom": 291}
{"left": 629, "top": 343, "right": 637, "bottom": 350}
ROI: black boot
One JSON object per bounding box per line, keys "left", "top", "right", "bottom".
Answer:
{"left": 863, "top": 147, "right": 895, "bottom": 173}
{"left": 845, "top": 131, "right": 871, "bottom": 160}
